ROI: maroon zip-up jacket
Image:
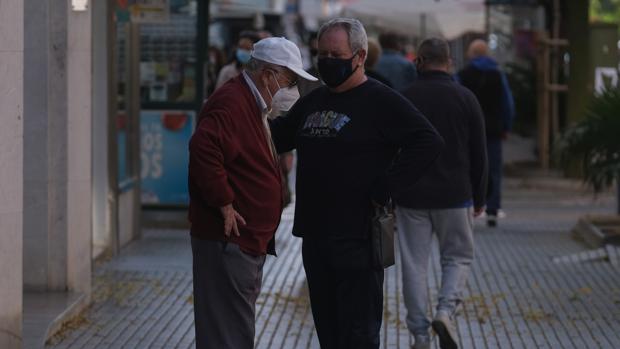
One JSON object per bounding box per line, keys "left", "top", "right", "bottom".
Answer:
{"left": 188, "top": 75, "right": 282, "bottom": 255}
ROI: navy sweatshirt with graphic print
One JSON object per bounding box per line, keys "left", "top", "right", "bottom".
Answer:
{"left": 270, "top": 78, "right": 444, "bottom": 240}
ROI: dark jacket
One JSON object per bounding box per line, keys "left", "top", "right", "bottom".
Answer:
{"left": 397, "top": 70, "right": 488, "bottom": 209}
{"left": 270, "top": 78, "right": 443, "bottom": 239}
{"left": 457, "top": 56, "right": 515, "bottom": 140}
{"left": 188, "top": 76, "right": 282, "bottom": 255}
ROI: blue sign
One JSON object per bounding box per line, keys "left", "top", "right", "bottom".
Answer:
{"left": 140, "top": 110, "right": 195, "bottom": 205}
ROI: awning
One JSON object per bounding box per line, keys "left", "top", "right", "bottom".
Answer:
{"left": 340, "top": 0, "right": 486, "bottom": 39}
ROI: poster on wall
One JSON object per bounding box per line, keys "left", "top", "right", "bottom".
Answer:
{"left": 141, "top": 110, "right": 195, "bottom": 205}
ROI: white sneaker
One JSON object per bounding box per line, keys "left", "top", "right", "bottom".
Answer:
{"left": 432, "top": 311, "right": 458, "bottom": 349}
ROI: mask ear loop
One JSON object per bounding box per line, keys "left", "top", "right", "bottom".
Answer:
{"left": 351, "top": 50, "right": 362, "bottom": 72}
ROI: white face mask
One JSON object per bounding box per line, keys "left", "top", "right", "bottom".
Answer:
{"left": 267, "top": 71, "right": 300, "bottom": 115}
{"left": 272, "top": 86, "right": 300, "bottom": 114}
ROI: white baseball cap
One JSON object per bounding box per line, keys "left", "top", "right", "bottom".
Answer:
{"left": 251, "top": 37, "right": 319, "bottom": 81}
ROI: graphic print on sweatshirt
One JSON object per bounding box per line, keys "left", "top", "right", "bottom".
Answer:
{"left": 301, "top": 111, "right": 351, "bottom": 138}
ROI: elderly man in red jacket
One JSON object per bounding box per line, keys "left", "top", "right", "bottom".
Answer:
{"left": 188, "top": 37, "right": 317, "bottom": 349}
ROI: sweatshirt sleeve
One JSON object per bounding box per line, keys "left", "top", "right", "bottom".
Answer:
{"left": 379, "top": 91, "right": 445, "bottom": 201}
{"left": 269, "top": 100, "right": 304, "bottom": 154}
{"left": 188, "top": 107, "right": 240, "bottom": 208}
{"left": 467, "top": 92, "right": 489, "bottom": 208}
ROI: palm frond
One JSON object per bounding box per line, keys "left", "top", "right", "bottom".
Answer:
{"left": 557, "top": 88, "right": 620, "bottom": 192}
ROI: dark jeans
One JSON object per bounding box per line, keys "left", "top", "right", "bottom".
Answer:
{"left": 302, "top": 238, "right": 384, "bottom": 349}
{"left": 191, "top": 238, "right": 266, "bottom": 349}
{"left": 486, "top": 138, "right": 503, "bottom": 213}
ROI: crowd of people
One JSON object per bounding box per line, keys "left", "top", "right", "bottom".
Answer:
{"left": 189, "top": 17, "right": 514, "bottom": 349}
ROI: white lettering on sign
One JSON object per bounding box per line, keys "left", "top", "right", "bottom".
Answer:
{"left": 141, "top": 123, "right": 164, "bottom": 180}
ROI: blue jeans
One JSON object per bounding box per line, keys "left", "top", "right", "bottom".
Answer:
{"left": 396, "top": 207, "right": 474, "bottom": 336}
{"left": 486, "top": 139, "right": 503, "bottom": 213}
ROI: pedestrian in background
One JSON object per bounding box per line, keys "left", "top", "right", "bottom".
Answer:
{"left": 397, "top": 38, "right": 488, "bottom": 349}
{"left": 215, "top": 31, "right": 260, "bottom": 89}
{"left": 270, "top": 18, "right": 443, "bottom": 348}
{"left": 365, "top": 38, "right": 392, "bottom": 87}
{"left": 206, "top": 46, "right": 226, "bottom": 96}
{"left": 188, "top": 37, "right": 317, "bottom": 349}
{"left": 375, "top": 32, "right": 417, "bottom": 90}
{"left": 298, "top": 32, "right": 323, "bottom": 97}
{"left": 457, "top": 39, "right": 515, "bottom": 228}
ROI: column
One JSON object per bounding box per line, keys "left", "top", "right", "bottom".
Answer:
{"left": 0, "top": 0, "right": 24, "bottom": 347}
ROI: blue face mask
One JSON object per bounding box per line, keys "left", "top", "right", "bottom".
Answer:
{"left": 236, "top": 49, "right": 252, "bottom": 65}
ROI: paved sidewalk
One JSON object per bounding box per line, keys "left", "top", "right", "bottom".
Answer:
{"left": 46, "top": 181, "right": 619, "bottom": 349}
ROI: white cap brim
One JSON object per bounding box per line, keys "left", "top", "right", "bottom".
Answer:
{"left": 290, "top": 66, "right": 319, "bottom": 81}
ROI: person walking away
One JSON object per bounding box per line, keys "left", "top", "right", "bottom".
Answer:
{"left": 270, "top": 18, "right": 444, "bottom": 349}
{"left": 298, "top": 32, "right": 323, "bottom": 97}
{"left": 188, "top": 37, "right": 318, "bottom": 349}
{"left": 457, "top": 39, "right": 515, "bottom": 227}
{"left": 215, "top": 31, "right": 260, "bottom": 89}
{"left": 365, "top": 38, "right": 392, "bottom": 87}
{"left": 397, "top": 38, "right": 488, "bottom": 349}
{"left": 206, "top": 46, "right": 226, "bottom": 95}
{"left": 375, "top": 32, "right": 417, "bottom": 90}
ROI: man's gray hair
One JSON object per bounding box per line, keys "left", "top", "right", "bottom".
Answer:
{"left": 318, "top": 18, "right": 368, "bottom": 54}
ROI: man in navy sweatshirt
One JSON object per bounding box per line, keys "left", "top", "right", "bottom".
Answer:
{"left": 458, "top": 39, "right": 515, "bottom": 227}
{"left": 270, "top": 18, "right": 443, "bottom": 348}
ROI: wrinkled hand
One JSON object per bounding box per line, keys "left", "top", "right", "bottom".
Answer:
{"left": 220, "top": 204, "right": 246, "bottom": 237}
{"left": 473, "top": 206, "right": 485, "bottom": 217}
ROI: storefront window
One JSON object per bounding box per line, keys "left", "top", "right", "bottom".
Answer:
{"left": 139, "top": 1, "right": 197, "bottom": 105}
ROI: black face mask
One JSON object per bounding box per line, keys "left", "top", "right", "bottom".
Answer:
{"left": 317, "top": 53, "right": 359, "bottom": 88}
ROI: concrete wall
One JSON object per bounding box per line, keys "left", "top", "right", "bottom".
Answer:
{"left": 0, "top": 0, "right": 24, "bottom": 347}
{"left": 119, "top": 191, "right": 137, "bottom": 247}
{"left": 22, "top": 0, "right": 92, "bottom": 294}
{"left": 66, "top": 0, "right": 93, "bottom": 295}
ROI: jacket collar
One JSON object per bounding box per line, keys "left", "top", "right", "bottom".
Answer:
{"left": 242, "top": 71, "right": 269, "bottom": 115}
{"left": 418, "top": 70, "right": 453, "bottom": 81}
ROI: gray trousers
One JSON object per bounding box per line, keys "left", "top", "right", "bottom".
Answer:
{"left": 191, "top": 238, "right": 266, "bottom": 349}
{"left": 395, "top": 207, "right": 474, "bottom": 336}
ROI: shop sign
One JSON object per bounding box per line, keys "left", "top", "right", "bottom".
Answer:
{"left": 116, "top": 0, "right": 170, "bottom": 23}
{"left": 140, "top": 110, "right": 195, "bottom": 205}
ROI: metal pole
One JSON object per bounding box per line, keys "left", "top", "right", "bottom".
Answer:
{"left": 128, "top": 22, "right": 142, "bottom": 240}
{"left": 107, "top": 0, "right": 120, "bottom": 256}
{"left": 617, "top": 174, "right": 620, "bottom": 215}
{"left": 551, "top": 0, "right": 561, "bottom": 142}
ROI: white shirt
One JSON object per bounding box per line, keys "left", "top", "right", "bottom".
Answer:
{"left": 242, "top": 70, "right": 268, "bottom": 115}
{"left": 242, "top": 71, "right": 278, "bottom": 162}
